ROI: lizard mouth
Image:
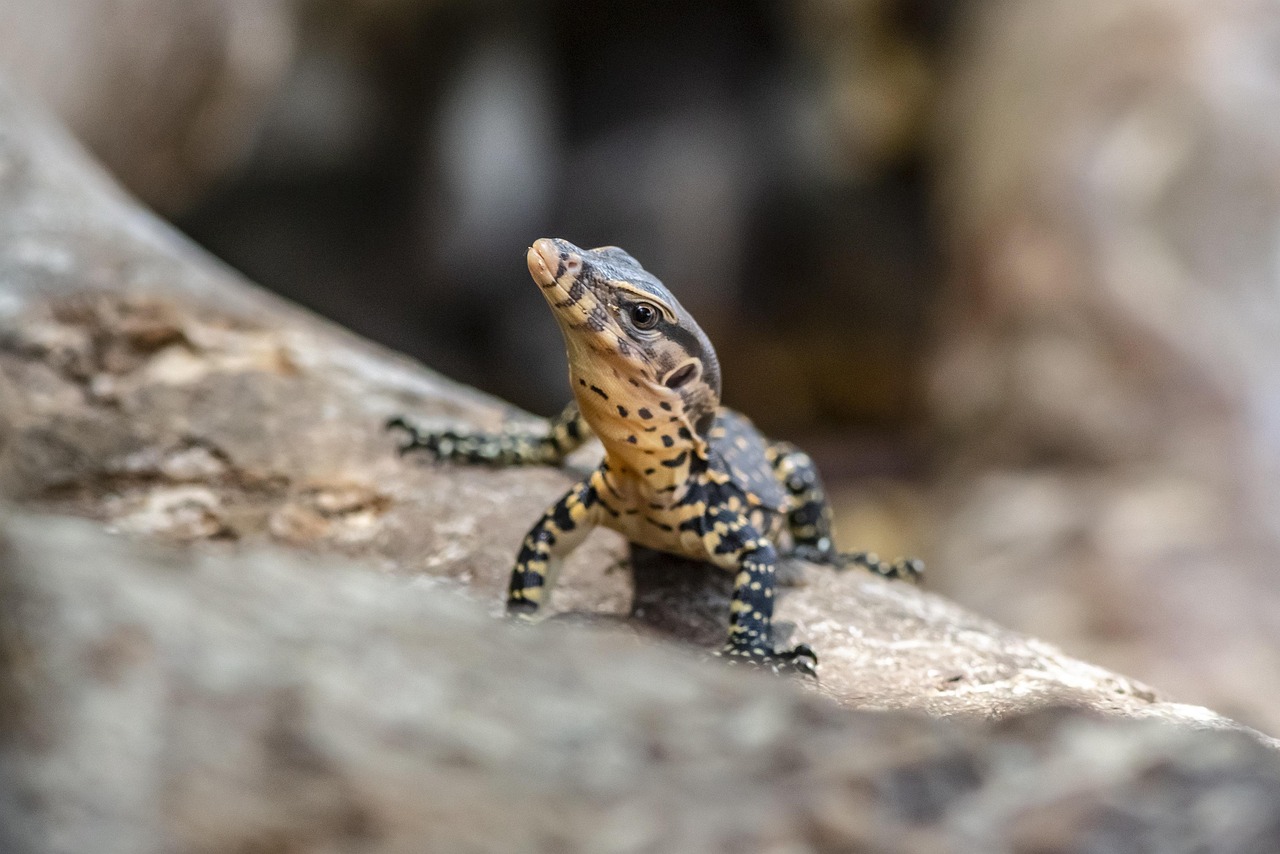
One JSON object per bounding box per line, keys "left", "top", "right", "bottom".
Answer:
{"left": 527, "top": 238, "right": 580, "bottom": 290}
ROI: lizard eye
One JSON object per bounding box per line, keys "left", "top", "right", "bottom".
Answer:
{"left": 629, "top": 302, "right": 661, "bottom": 330}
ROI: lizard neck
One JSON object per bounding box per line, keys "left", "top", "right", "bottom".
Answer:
{"left": 570, "top": 376, "right": 708, "bottom": 503}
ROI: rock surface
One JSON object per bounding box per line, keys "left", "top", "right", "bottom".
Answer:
{"left": 5, "top": 512, "right": 1280, "bottom": 854}
{"left": 0, "top": 64, "right": 1277, "bottom": 852}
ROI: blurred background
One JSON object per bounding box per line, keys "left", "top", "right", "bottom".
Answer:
{"left": 5, "top": 0, "right": 1280, "bottom": 734}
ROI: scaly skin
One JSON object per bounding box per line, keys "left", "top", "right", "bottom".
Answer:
{"left": 391, "top": 238, "right": 922, "bottom": 676}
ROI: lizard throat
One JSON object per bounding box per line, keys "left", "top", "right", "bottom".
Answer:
{"left": 570, "top": 371, "right": 705, "bottom": 498}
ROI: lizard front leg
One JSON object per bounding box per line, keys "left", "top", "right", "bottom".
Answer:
{"left": 699, "top": 507, "right": 817, "bottom": 677}
{"left": 507, "top": 476, "right": 602, "bottom": 615}
{"left": 389, "top": 401, "right": 590, "bottom": 466}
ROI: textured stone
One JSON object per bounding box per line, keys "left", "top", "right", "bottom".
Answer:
{"left": 3, "top": 513, "right": 1280, "bottom": 854}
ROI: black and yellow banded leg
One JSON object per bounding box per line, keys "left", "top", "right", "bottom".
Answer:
{"left": 388, "top": 402, "right": 590, "bottom": 466}
{"left": 701, "top": 512, "right": 817, "bottom": 677}
{"left": 767, "top": 441, "right": 924, "bottom": 584}
{"left": 766, "top": 441, "right": 836, "bottom": 554}
{"left": 507, "top": 478, "right": 601, "bottom": 615}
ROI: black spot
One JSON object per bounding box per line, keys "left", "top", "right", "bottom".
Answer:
{"left": 659, "top": 402, "right": 672, "bottom": 411}
{"left": 638, "top": 408, "right": 653, "bottom": 419}
{"left": 590, "top": 385, "right": 608, "bottom": 400}
{"left": 579, "top": 378, "right": 587, "bottom": 386}
{"left": 551, "top": 500, "right": 576, "bottom": 532}
{"left": 628, "top": 378, "right": 642, "bottom": 387}
{"left": 677, "top": 427, "right": 692, "bottom": 440}
{"left": 600, "top": 474, "right": 623, "bottom": 500}
{"left": 627, "top": 435, "right": 637, "bottom": 444}
{"left": 644, "top": 467, "right": 656, "bottom": 475}
{"left": 714, "top": 528, "right": 748, "bottom": 554}
{"left": 661, "top": 435, "right": 674, "bottom": 448}
{"left": 644, "top": 516, "right": 674, "bottom": 532}
{"left": 661, "top": 450, "right": 688, "bottom": 468}
{"left": 644, "top": 426, "right": 658, "bottom": 433}
{"left": 617, "top": 405, "right": 629, "bottom": 417}
{"left": 678, "top": 515, "right": 702, "bottom": 533}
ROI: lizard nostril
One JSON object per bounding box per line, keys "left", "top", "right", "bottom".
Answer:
{"left": 663, "top": 361, "right": 700, "bottom": 389}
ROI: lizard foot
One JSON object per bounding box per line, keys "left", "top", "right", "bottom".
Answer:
{"left": 385, "top": 416, "right": 432, "bottom": 456}
{"left": 715, "top": 642, "right": 819, "bottom": 679}
{"left": 386, "top": 416, "right": 478, "bottom": 461}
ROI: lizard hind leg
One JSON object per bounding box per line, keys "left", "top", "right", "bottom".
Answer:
{"left": 767, "top": 440, "right": 836, "bottom": 554}
{"left": 767, "top": 441, "right": 924, "bottom": 585}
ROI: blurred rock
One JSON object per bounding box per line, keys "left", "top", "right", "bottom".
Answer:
{"left": 0, "top": 0, "right": 295, "bottom": 212}
{"left": 5, "top": 512, "right": 1280, "bottom": 854}
{"left": 930, "top": 0, "right": 1280, "bottom": 731}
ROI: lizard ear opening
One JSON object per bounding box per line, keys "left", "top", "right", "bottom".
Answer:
{"left": 663, "top": 360, "right": 701, "bottom": 389}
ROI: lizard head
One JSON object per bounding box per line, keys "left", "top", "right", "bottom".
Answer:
{"left": 527, "top": 237, "right": 722, "bottom": 441}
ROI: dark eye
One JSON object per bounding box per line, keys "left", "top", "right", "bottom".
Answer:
{"left": 629, "top": 302, "right": 660, "bottom": 330}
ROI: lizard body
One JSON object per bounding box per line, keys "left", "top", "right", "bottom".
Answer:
{"left": 391, "top": 238, "right": 920, "bottom": 675}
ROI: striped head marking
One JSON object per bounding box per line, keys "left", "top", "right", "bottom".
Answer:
{"left": 527, "top": 237, "right": 722, "bottom": 444}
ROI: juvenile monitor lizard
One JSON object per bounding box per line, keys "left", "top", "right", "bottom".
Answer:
{"left": 390, "top": 238, "right": 921, "bottom": 676}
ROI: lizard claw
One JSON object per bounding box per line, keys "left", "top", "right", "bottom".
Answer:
{"left": 715, "top": 641, "right": 819, "bottom": 679}
{"left": 386, "top": 416, "right": 448, "bottom": 458}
